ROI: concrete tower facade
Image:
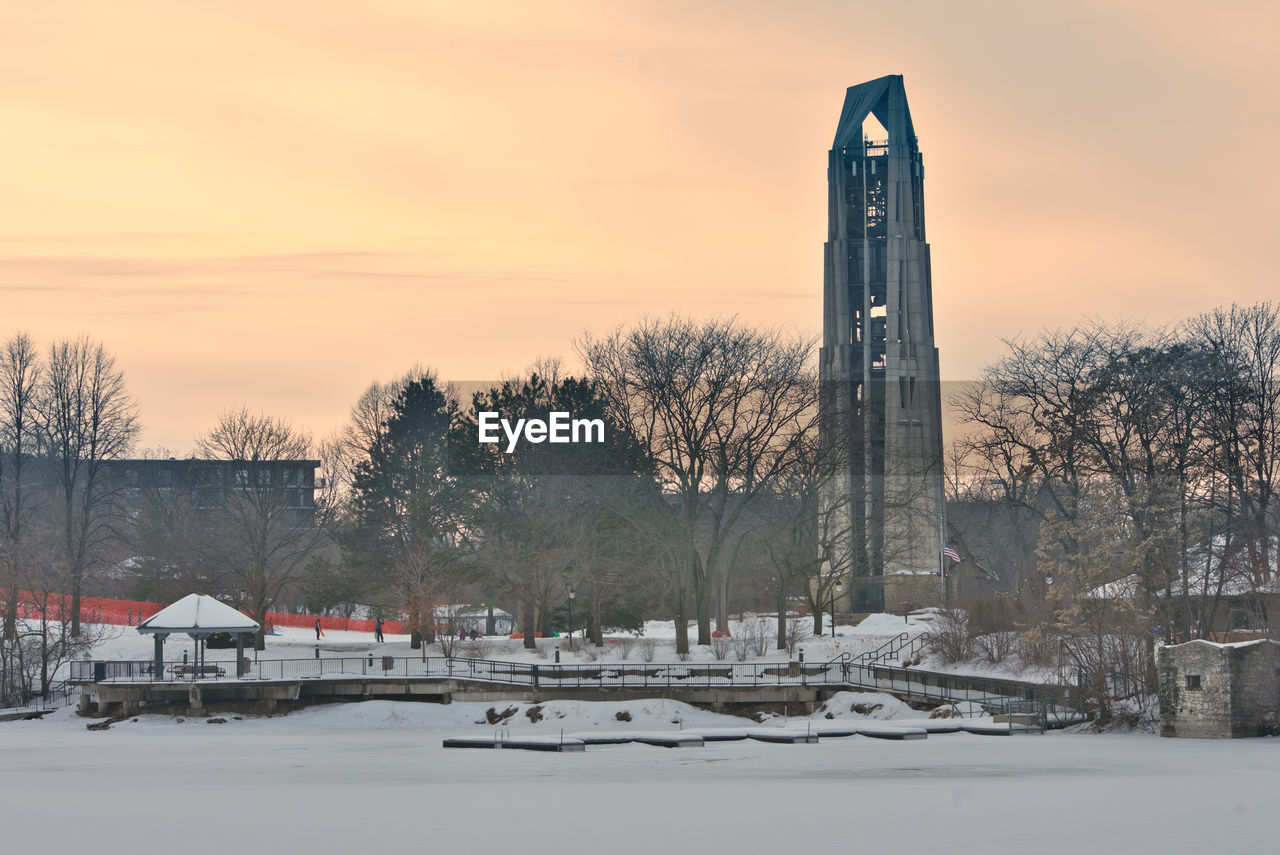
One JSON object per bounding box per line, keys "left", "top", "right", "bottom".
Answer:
{"left": 819, "top": 75, "right": 946, "bottom": 612}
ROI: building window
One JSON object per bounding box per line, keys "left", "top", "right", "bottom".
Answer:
{"left": 1185, "top": 674, "right": 1202, "bottom": 691}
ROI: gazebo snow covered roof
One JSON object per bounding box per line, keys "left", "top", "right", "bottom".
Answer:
{"left": 138, "top": 594, "right": 259, "bottom": 679}
{"left": 138, "top": 593, "right": 259, "bottom": 636}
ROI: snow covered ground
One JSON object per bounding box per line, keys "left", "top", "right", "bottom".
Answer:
{"left": 3, "top": 698, "right": 1277, "bottom": 855}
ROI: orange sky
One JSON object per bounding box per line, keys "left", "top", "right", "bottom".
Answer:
{"left": 1, "top": 1, "right": 1277, "bottom": 454}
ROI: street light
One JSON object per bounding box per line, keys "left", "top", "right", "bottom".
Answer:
{"left": 567, "top": 584, "right": 576, "bottom": 646}
{"left": 831, "top": 578, "right": 843, "bottom": 639}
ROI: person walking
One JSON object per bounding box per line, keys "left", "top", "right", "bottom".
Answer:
{"left": 314, "top": 618, "right": 323, "bottom": 640}
{"left": 375, "top": 617, "right": 384, "bottom": 643}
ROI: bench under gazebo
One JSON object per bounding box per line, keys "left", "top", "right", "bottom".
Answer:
{"left": 138, "top": 594, "right": 259, "bottom": 679}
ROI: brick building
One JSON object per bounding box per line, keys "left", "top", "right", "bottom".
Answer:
{"left": 105, "top": 458, "right": 320, "bottom": 521}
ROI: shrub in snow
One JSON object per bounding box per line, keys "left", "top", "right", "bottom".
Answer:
{"left": 710, "top": 633, "right": 731, "bottom": 660}
{"left": 465, "top": 638, "right": 493, "bottom": 659}
{"left": 728, "top": 618, "right": 769, "bottom": 660}
{"left": 974, "top": 630, "right": 1018, "bottom": 664}
{"left": 930, "top": 609, "right": 972, "bottom": 664}
{"left": 1016, "top": 627, "right": 1058, "bottom": 668}
{"left": 615, "top": 638, "right": 636, "bottom": 660}
{"left": 786, "top": 617, "right": 811, "bottom": 655}
{"left": 637, "top": 638, "right": 657, "bottom": 662}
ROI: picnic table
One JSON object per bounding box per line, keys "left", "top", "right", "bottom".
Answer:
{"left": 169, "top": 663, "right": 226, "bottom": 679}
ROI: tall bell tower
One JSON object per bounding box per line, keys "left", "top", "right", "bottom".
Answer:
{"left": 819, "top": 75, "right": 946, "bottom": 612}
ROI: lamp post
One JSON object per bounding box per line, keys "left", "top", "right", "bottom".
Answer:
{"left": 567, "top": 584, "right": 576, "bottom": 646}
{"left": 831, "top": 578, "right": 843, "bottom": 639}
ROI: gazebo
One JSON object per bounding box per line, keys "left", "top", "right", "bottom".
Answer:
{"left": 137, "top": 594, "right": 259, "bottom": 678}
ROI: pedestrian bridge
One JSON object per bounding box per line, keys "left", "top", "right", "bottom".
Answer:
{"left": 71, "top": 635, "right": 1080, "bottom": 722}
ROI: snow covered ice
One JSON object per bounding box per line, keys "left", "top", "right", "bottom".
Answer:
{"left": 4, "top": 699, "right": 1279, "bottom": 855}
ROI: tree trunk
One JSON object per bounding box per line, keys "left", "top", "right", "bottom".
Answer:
{"left": 776, "top": 583, "right": 787, "bottom": 650}
{"left": 253, "top": 604, "right": 267, "bottom": 650}
{"left": 674, "top": 609, "right": 689, "bottom": 655}
{"left": 672, "top": 589, "right": 690, "bottom": 655}
{"left": 715, "top": 570, "right": 729, "bottom": 634}
{"left": 694, "top": 573, "right": 711, "bottom": 646}
{"left": 70, "top": 575, "right": 81, "bottom": 638}
{"left": 3, "top": 585, "right": 17, "bottom": 641}
{"left": 591, "top": 584, "right": 603, "bottom": 647}
{"left": 522, "top": 598, "right": 536, "bottom": 650}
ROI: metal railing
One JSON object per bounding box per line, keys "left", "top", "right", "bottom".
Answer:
{"left": 0, "top": 679, "right": 76, "bottom": 716}
{"left": 72, "top": 655, "right": 855, "bottom": 688}
{"left": 852, "top": 631, "right": 931, "bottom": 668}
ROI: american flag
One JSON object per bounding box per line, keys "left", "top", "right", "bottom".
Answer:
{"left": 943, "top": 543, "right": 961, "bottom": 563}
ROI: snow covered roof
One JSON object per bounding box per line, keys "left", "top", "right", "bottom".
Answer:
{"left": 137, "top": 594, "right": 259, "bottom": 635}
{"left": 434, "top": 604, "right": 513, "bottom": 619}
{"left": 1175, "top": 638, "right": 1280, "bottom": 651}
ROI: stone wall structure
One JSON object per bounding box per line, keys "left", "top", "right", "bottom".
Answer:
{"left": 1158, "top": 639, "right": 1280, "bottom": 738}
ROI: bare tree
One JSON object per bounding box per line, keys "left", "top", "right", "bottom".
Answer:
{"left": 324, "top": 365, "right": 438, "bottom": 501}
{"left": 38, "top": 337, "right": 139, "bottom": 637}
{"left": 754, "top": 408, "right": 855, "bottom": 643}
{"left": 1, "top": 333, "right": 44, "bottom": 641}
{"left": 579, "top": 316, "right": 817, "bottom": 649}
{"left": 195, "top": 408, "right": 326, "bottom": 648}
{"left": 1184, "top": 303, "right": 1280, "bottom": 630}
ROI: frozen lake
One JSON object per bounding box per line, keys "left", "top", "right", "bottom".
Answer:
{"left": 2, "top": 701, "right": 1276, "bottom": 855}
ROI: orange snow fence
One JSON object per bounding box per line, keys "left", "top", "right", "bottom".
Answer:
{"left": 1, "top": 589, "right": 403, "bottom": 635}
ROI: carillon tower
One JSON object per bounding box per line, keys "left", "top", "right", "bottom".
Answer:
{"left": 819, "top": 75, "right": 946, "bottom": 611}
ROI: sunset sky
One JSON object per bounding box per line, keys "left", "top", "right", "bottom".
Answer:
{"left": 1, "top": 1, "right": 1276, "bottom": 454}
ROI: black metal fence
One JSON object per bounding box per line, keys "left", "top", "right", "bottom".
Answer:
{"left": 71, "top": 655, "right": 855, "bottom": 688}
{"left": 0, "top": 679, "right": 75, "bottom": 715}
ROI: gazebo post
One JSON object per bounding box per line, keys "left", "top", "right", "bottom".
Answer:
{"left": 235, "top": 633, "right": 246, "bottom": 677}
{"left": 153, "top": 634, "right": 166, "bottom": 681}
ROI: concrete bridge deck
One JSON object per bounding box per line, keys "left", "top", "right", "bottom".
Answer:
{"left": 82, "top": 675, "right": 837, "bottom": 717}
